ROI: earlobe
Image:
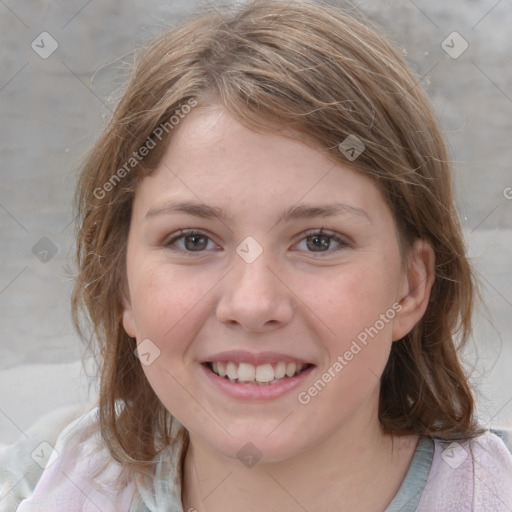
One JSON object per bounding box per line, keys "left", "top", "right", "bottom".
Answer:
{"left": 392, "top": 238, "right": 435, "bottom": 341}
{"left": 122, "top": 306, "right": 137, "bottom": 338}
{"left": 121, "top": 284, "right": 137, "bottom": 338}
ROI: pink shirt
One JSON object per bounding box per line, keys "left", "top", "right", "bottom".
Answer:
{"left": 3, "top": 406, "right": 512, "bottom": 511}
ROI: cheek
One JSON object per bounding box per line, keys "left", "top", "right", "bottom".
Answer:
{"left": 129, "top": 263, "right": 216, "bottom": 416}
{"left": 311, "top": 258, "right": 401, "bottom": 366}
{"left": 324, "top": 264, "right": 398, "bottom": 327}
{"left": 129, "top": 261, "right": 214, "bottom": 350}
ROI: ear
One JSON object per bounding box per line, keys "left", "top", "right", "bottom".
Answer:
{"left": 392, "top": 238, "right": 435, "bottom": 341}
{"left": 121, "top": 292, "right": 137, "bottom": 338}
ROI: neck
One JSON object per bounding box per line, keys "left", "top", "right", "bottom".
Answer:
{"left": 181, "top": 394, "right": 418, "bottom": 512}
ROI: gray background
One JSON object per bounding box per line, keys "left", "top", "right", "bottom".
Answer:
{"left": 0, "top": 0, "right": 511, "bottom": 444}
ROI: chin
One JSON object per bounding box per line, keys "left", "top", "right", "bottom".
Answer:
{"left": 200, "top": 430, "right": 308, "bottom": 466}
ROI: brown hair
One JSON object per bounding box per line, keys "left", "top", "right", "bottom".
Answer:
{"left": 71, "top": 0, "right": 483, "bottom": 479}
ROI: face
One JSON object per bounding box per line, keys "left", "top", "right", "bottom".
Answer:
{"left": 122, "top": 105, "right": 425, "bottom": 463}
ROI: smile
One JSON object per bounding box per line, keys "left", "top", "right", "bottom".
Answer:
{"left": 204, "top": 361, "right": 312, "bottom": 385}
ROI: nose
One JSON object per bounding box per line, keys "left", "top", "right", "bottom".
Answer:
{"left": 215, "top": 248, "right": 296, "bottom": 333}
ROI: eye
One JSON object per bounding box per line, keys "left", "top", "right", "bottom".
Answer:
{"left": 163, "top": 228, "right": 349, "bottom": 255}
{"left": 163, "top": 230, "right": 218, "bottom": 253}
{"left": 295, "top": 229, "right": 348, "bottom": 254}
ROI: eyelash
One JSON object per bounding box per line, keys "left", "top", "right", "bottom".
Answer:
{"left": 163, "top": 228, "right": 349, "bottom": 255}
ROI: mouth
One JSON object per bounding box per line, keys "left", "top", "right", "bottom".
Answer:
{"left": 202, "top": 361, "right": 314, "bottom": 385}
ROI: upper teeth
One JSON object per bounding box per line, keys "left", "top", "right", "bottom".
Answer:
{"left": 211, "top": 361, "right": 306, "bottom": 383}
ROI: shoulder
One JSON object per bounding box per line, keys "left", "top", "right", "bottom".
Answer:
{"left": 0, "top": 403, "right": 89, "bottom": 511}
{"left": 490, "top": 426, "right": 512, "bottom": 455}
{"left": 416, "top": 427, "right": 512, "bottom": 511}
{"left": 0, "top": 404, "right": 136, "bottom": 512}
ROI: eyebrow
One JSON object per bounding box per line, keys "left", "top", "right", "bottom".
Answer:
{"left": 145, "top": 200, "right": 371, "bottom": 224}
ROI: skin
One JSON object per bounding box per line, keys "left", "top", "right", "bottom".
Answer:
{"left": 122, "top": 105, "right": 435, "bottom": 512}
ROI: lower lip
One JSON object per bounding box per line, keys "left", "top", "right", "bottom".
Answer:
{"left": 200, "top": 363, "right": 315, "bottom": 401}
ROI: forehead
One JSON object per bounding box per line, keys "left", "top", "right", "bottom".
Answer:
{"left": 132, "top": 106, "right": 390, "bottom": 224}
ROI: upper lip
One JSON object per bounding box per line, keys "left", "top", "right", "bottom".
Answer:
{"left": 202, "top": 350, "right": 314, "bottom": 366}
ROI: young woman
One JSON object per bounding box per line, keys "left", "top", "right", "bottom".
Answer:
{"left": 3, "top": 1, "right": 511, "bottom": 510}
